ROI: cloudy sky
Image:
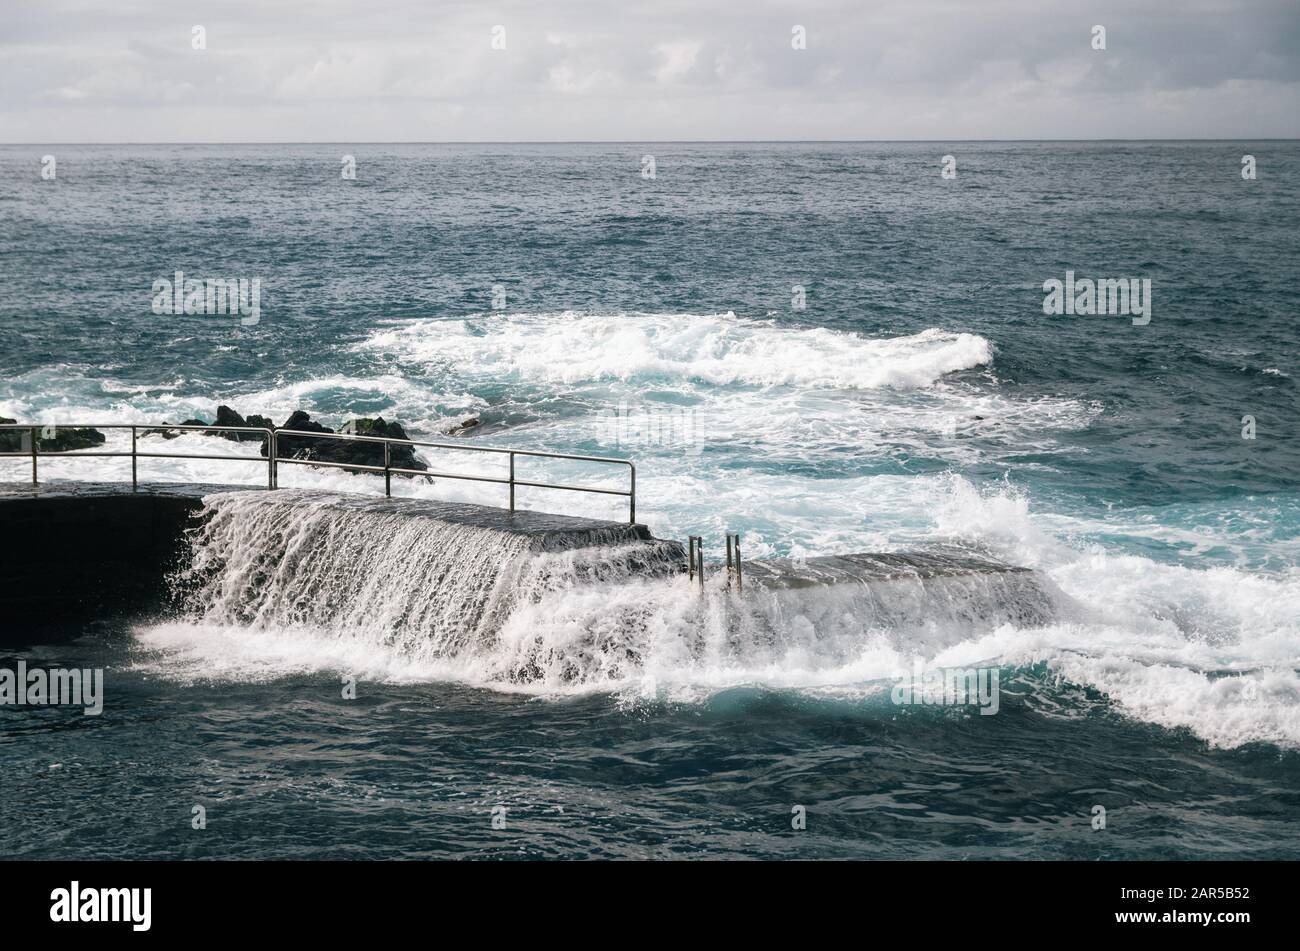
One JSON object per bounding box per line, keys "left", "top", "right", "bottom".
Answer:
{"left": 4, "top": 0, "right": 1298, "bottom": 141}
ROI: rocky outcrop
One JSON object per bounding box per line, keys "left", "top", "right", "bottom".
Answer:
{"left": 214, "top": 404, "right": 275, "bottom": 441}
{"left": 0, "top": 418, "right": 106, "bottom": 452}
{"left": 272, "top": 411, "right": 426, "bottom": 473}
{"left": 5, "top": 408, "right": 435, "bottom": 476}
{"left": 138, "top": 406, "right": 428, "bottom": 474}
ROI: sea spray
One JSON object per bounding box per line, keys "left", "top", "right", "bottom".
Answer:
{"left": 135, "top": 480, "right": 1300, "bottom": 748}
{"left": 171, "top": 490, "right": 684, "bottom": 668}
{"left": 490, "top": 554, "right": 1056, "bottom": 689}
{"left": 164, "top": 490, "right": 1057, "bottom": 691}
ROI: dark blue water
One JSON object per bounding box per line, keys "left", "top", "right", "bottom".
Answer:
{"left": 1, "top": 143, "right": 1298, "bottom": 859}
{"left": 3, "top": 635, "right": 1296, "bottom": 860}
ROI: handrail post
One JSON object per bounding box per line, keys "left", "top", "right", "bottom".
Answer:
{"left": 270, "top": 430, "right": 278, "bottom": 488}
{"left": 131, "top": 425, "right": 138, "bottom": 491}
{"left": 384, "top": 440, "right": 391, "bottom": 498}
{"left": 628, "top": 463, "right": 636, "bottom": 525}
{"left": 508, "top": 451, "right": 515, "bottom": 513}
{"left": 688, "top": 536, "right": 703, "bottom": 589}
{"left": 726, "top": 533, "right": 742, "bottom": 592}
{"left": 30, "top": 425, "right": 37, "bottom": 485}
{"left": 735, "top": 535, "right": 742, "bottom": 592}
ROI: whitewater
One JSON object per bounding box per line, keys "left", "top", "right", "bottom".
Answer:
{"left": 4, "top": 312, "right": 1282, "bottom": 750}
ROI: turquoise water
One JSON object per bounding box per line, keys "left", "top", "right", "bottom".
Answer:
{"left": 1, "top": 143, "right": 1298, "bottom": 858}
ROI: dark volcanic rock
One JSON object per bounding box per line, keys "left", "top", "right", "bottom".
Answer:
{"left": 445, "top": 416, "right": 481, "bottom": 436}
{"left": 141, "top": 418, "right": 211, "bottom": 439}
{"left": 39, "top": 427, "right": 107, "bottom": 452}
{"left": 0, "top": 417, "right": 106, "bottom": 452}
{"left": 144, "top": 408, "right": 273, "bottom": 442}
{"left": 270, "top": 412, "right": 426, "bottom": 473}
{"left": 272, "top": 410, "right": 334, "bottom": 457}
{"left": 344, "top": 417, "right": 425, "bottom": 472}
{"left": 213, "top": 405, "right": 274, "bottom": 442}
{"left": 136, "top": 406, "right": 428, "bottom": 475}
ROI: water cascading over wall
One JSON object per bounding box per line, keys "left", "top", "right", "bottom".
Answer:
{"left": 172, "top": 490, "right": 685, "bottom": 662}
{"left": 171, "top": 490, "right": 1059, "bottom": 690}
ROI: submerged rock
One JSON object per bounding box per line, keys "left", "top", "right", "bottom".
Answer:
{"left": 0, "top": 418, "right": 106, "bottom": 452}
{"left": 445, "top": 416, "right": 481, "bottom": 436}
{"left": 141, "top": 418, "right": 214, "bottom": 439}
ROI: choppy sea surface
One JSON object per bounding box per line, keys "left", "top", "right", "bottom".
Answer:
{"left": 1, "top": 142, "right": 1298, "bottom": 859}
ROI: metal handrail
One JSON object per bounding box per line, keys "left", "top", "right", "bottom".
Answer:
{"left": 0, "top": 423, "right": 276, "bottom": 488}
{"left": 688, "top": 535, "right": 704, "bottom": 589}
{"left": 271, "top": 428, "right": 635, "bottom": 521}
{"left": 0, "top": 422, "right": 637, "bottom": 524}
{"left": 725, "top": 532, "right": 743, "bottom": 592}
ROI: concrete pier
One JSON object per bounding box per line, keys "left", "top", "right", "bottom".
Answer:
{"left": 741, "top": 550, "right": 1034, "bottom": 590}
{"left": 0, "top": 481, "right": 663, "bottom": 643}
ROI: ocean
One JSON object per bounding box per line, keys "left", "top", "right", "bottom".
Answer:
{"left": 1, "top": 142, "right": 1298, "bottom": 859}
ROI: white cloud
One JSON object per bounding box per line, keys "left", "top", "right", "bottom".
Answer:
{"left": 1, "top": 0, "right": 1296, "bottom": 141}
{"left": 653, "top": 39, "right": 702, "bottom": 83}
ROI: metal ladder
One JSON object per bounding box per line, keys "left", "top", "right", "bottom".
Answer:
{"left": 687, "top": 533, "right": 743, "bottom": 591}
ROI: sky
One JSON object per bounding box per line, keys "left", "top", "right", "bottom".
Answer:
{"left": 3, "top": 0, "right": 1298, "bottom": 142}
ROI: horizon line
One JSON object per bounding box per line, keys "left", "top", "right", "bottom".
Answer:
{"left": 3, "top": 137, "right": 1298, "bottom": 146}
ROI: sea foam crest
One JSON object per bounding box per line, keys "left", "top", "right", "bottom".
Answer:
{"left": 358, "top": 312, "right": 994, "bottom": 390}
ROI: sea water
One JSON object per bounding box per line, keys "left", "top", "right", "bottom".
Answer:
{"left": 1, "top": 142, "right": 1297, "bottom": 858}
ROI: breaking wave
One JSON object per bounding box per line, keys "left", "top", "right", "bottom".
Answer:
{"left": 128, "top": 478, "right": 1300, "bottom": 751}
{"left": 356, "top": 312, "right": 994, "bottom": 390}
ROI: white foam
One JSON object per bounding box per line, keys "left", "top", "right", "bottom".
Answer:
{"left": 358, "top": 312, "right": 994, "bottom": 390}
{"left": 124, "top": 473, "right": 1300, "bottom": 750}
{"left": 916, "top": 479, "right": 1300, "bottom": 748}
{"left": 6, "top": 312, "right": 1295, "bottom": 749}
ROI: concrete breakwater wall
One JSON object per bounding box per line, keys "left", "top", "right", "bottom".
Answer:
{"left": 0, "top": 482, "right": 1050, "bottom": 687}
{"left": 0, "top": 483, "right": 673, "bottom": 645}
{"left": 0, "top": 483, "right": 218, "bottom": 640}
